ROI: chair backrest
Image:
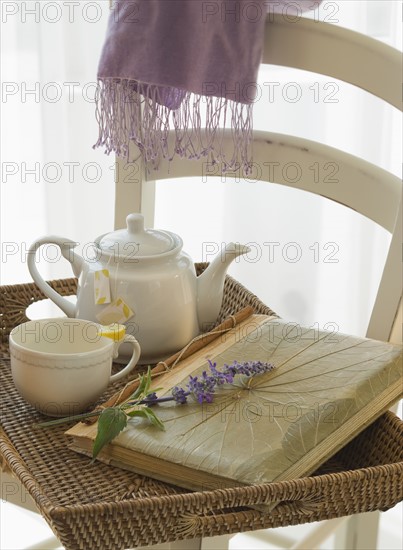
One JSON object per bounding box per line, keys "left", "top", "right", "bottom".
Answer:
{"left": 114, "top": 14, "right": 402, "bottom": 343}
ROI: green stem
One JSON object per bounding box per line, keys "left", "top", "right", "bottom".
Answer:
{"left": 35, "top": 410, "right": 102, "bottom": 428}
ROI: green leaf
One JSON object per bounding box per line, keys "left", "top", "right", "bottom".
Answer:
{"left": 126, "top": 406, "right": 165, "bottom": 430}
{"left": 142, "top": 406, "right": 165, "bottom": 431}
{"left": 141, "top": 366, "right": 153, "bottom": 396}
{"left": 128, "top": 367, "right": 151, "bottom": 401}
{"left": 92, "top": 407, "right": 127, "bottom": 460}
{"left": 127, "top": 367, "right": 154, "bottom": 404}
{"left": 126, "top": 409, "right": 148, "bottom": 418}
{"left": 129, "top": 376, "right": 147, "bottom": 402}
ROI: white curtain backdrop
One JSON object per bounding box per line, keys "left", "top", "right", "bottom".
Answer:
{"left": 1, "top": 0, "right": 114, "bottom": 282}
{"left": 1, "top": 1, "right": 401, "bottom": 338}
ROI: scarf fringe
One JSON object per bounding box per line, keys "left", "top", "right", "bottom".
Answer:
{"left": 94, "top": 78, "right": 253, "bottom": 173}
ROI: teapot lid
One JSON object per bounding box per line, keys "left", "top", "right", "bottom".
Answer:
{"left": 98, "top": 214, "right": 176, "bottom": 257}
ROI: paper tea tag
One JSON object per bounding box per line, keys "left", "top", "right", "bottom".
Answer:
{"left": 96, "top": 297, "right": 134, "bottom": 325}
{"left": 94, "top": 269, "right": 112, "bottom": 305}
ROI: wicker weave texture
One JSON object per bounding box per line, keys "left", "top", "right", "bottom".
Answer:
{"left": 0, "top": 274, "right": 402, "bottom": 550}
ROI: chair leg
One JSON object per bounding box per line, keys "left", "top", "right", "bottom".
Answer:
{"left": 201, "top": 534, "right": 234, "bottom": 549}
{"left": 334, "top": 512, "right": 380, "bottom": 550}
{"left": 290, "top": 517, "right": 348, "bottom": 550}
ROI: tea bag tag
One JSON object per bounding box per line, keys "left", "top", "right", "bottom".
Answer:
{"left": 96, "top": 297, "right": 134, "bottom": 325}
{"left": 94, "top": 269, "right": 111, "bottom": 305}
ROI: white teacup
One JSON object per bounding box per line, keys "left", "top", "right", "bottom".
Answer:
{"left": 9, "top": 318, "right": 141, "bottom": 417}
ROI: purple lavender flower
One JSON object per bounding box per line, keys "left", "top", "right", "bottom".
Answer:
{"left": 186, "top": 372, "right": 216, "bottom": 403}
{"left": 143, "top": 392, "right": 158, "bottom": 404}
{"left": 133, "top": 392, "right": 161, "bottom": 407}
{"left": 222, "top": 360, "right": 275, "bottom": 378}
{"left": 171, "top": 386, "right": 188, "bottom": 404}
{"left": 207, "top": 359, "right": 234, "bottom": 384}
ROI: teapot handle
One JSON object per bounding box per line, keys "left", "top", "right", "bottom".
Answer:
{"left": 27, "top": 236, "right": 84, "bottom": 318}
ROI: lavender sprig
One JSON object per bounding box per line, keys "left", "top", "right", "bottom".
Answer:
{"left": 130, "top": 360, "right": 275, "bottom": 407}
{"left": 171, "top": 359, "right": 275, "bottom": 405}
{"left": 37, "top": 360, "right": 275, "bottom": 459}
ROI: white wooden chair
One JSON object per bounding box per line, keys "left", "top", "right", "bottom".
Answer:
{"left": 2, "top": 12, "right": 400, "bottom": 550}
{"left": 112, "top": 13, "right": 402, "bottom": 550}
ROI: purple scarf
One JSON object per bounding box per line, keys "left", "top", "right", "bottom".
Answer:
{"left": 94, "top": 1, "right": 318, "bottom": 172}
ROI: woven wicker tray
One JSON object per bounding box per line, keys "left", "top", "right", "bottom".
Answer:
{"left": 0, "top": 269, "right": 402, "bottom": 550}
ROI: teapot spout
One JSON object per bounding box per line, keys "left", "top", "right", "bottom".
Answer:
{"left": 197, "top": 242, "right": 250, "bottom": 331}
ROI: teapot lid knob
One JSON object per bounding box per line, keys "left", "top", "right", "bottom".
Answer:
{"left": 97, "top": 212, "right": 179, "bottom": 257}
{"left": 127, "top": 213, "right": 145, "bottom": 235}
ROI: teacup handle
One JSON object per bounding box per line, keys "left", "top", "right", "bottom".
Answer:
{"left": 110, "top": 335, "right": 141, "bottom": 382}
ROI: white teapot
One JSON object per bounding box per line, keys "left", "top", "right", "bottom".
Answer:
{"left": 28, "top": 214, "right": 250, "bottom": 363}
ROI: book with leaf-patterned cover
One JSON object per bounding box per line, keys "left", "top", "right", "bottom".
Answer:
{"left": 67, "top": 316, "right": 402, "bottom": 491}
